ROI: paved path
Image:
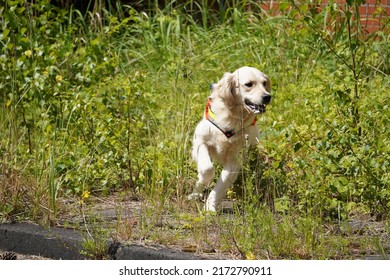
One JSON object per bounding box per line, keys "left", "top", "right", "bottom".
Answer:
{"left": 0, "top": 223, "right": 205, "bottom": 260}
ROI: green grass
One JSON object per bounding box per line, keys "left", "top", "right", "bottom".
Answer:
{"left": 0, "top": 0, "right": 389, "bottom": 259}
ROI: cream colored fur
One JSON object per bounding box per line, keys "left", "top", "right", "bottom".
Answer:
{"left": 190, "top": 66, "right": 272, "bottom": 212}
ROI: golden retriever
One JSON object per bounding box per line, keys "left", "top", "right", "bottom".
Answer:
{"left": 189, "top": 66, "right": 271, "bottom": 212}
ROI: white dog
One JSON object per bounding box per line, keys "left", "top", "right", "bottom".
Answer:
{"left": 189, "top": 66, "right": 271, "bottom": 212}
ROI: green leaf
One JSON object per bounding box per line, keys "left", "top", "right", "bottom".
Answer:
{"left": 3, "top": 28, "right": 10, "bottom": 37}
{"left": 279, "top": 2, "right": 290, "bottom": 12}
{"left": 338, "top": 177, "right": 349, "bottom": 186}
{"left": 301, "top": 4, "right": 309, "bottom": 13}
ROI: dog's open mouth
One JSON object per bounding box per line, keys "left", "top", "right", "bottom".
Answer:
{"left": 245, "top": 99, "right": 266, "bottom": 114}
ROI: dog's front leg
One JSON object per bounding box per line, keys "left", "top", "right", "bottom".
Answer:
{"left": 205, "top": 159, "right": 240, "bottom": 212}
{"left": 188, "top": 143, "right": 215, "bottom": 200}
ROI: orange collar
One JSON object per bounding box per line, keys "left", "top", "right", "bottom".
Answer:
{"left": 205, "top": 98, "right": 256, "bottom": 139}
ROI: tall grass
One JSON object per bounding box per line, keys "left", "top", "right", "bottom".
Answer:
{"left": 0, "top": 0, "right": 389, "bottom": 258}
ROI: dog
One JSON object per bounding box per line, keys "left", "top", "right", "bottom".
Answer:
{"left": 189, "top": 66, "right": 271, "bottom": 212}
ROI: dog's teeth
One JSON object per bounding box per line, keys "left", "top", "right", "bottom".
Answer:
{"left": 245, "top": 99, "right": 266, "bottom": 114}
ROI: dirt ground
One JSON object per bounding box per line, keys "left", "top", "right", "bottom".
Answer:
{"left": 2, "top": 192, "right": 389, "bottom": 260}
{"left": 55, "top": 193, "right": 390, "bottom": 260}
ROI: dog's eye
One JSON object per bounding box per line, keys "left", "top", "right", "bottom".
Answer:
{"left": 263, "top": 81, "right": 267, "bottom": 87}
{"left": 245, "top": 82, "right": 253, "bottom": 88}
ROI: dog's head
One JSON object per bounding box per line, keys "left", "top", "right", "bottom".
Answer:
{"left": 214, "top": 66, "right": 271, "bottom": 114}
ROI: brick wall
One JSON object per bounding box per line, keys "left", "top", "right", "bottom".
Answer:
{"left": 261, "top": 0, "right": 390, "bottom": 34}
{"left": 359, "top": 0, "right": 390, "bottom": 33}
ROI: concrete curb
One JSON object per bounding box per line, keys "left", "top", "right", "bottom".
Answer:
{"left": 0, "top": 223, "right": 204, "bottom": 260}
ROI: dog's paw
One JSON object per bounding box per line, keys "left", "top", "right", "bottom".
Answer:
{"left": 204, "top": 202, "right": 217, "bottom": 212}
{"left": 187, "top": 192, "right": 203, "bottom": 201}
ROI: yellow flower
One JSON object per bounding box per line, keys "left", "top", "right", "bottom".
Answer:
{"left": 81, "top": 190, "right": 90, "bottom": 199}
{"left": 245, "top": 252, "right": 256, "bottom": 260}
{"left": 226, "top": 189, "right": 236, "bottom": 199}
{"left": 55, "top": 75, "right": 63, "bottom": 83}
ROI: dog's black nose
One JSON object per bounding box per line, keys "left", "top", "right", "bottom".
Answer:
{"left": 262, "top": 94, "right": 271, "bottom": 104}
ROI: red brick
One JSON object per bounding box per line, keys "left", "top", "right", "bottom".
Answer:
{"left": 261, "top": 0, "right": 389, "bottom": 34}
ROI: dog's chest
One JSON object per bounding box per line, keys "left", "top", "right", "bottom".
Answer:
{"left": 207, "top": 133, "right": 248, "bottom": 162}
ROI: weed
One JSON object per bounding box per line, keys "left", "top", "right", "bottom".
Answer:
{"left": 81, "top": 232, "right": 110, "bottom": 260}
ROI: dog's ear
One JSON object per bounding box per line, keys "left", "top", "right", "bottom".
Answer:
{"left": 215, "top": 72, "right": 238, "bottom": 100}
